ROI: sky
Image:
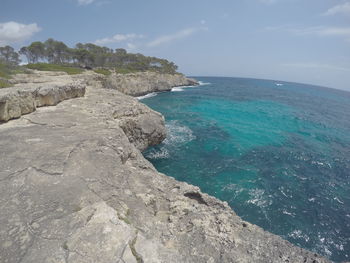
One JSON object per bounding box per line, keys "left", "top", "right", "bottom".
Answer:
{"left": 1, "top": 0, "right": 350, "bottom": 91}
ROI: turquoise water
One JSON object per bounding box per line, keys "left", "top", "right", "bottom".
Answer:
{"left": 141, "top": 77, "right": 350, "bottom": 262}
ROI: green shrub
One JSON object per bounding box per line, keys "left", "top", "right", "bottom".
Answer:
{"left": 26, "top": 63, "right": 84, "bottom": 75}
{"left": 115, "top": 67, "right": 139, "bottom": 74}
{"left": 93, "top": 68, "right": 112, "bottom": 76}
{"left": 0, "top": 63, "right": 11, "bottom": 79}
{"left": 0, "top": 79, "right": 11, "bottom": 89}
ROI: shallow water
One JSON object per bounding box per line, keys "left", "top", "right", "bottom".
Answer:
{"left": 142, "top": 77, "right": 350, "bottom": 262}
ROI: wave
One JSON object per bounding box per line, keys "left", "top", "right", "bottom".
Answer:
{"left": 288, "top": 229, "right": 310, "bottom": 242}
{"left": 199, "top": 81, "right": 211, "bottom": 86}
{"left": 246, "top": 188, "right": 272, "bottom": 208}
{"left": 145, "top": 147, "right": 169, "bottom": 159}
{"left": 163, "top": 120, "right": 196, "bottom": 145}
{"left": 145, "top": 120, "right": 195, "bottom": 160}
{"left": 170, "top": 81, "right": 211, "bottom": 92}
{"left": 171, "top": 87, "right": 184, "bottom": 92}
{"left": 137, "top": 92, "right": 158, "bottom": 100}
{"left": 141, "top": 80, "right": 211, "bottom": 96}
{"left": 171, "top": 84, "right": 198, "bottom": 92}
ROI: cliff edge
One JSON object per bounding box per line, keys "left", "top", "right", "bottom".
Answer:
{"left": 104, "top": 71, "right": 198, "bottom": 96}
{"left": 0, "top": 71, "right": 330, "bottom": 263}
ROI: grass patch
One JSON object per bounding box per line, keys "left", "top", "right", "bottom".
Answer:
{"left": 118, "top": 209, "right": 131, "bottom": 225}
{"left": 115, "top": 67, "right": 140, "bottom": 74}
{"left": 120, "top": 216, "right": 131, "bottom": 225}
{"left": 0, "top": 63, "right": 21, "bottom": 88}
{"left": 0, "top": 79, "right": 11, "bottom": 88}
{"left": 0, "top": 63, "right": 12, "bottom": 79}
{"left": 26, "top": 63, "right": 84, "bottom": 75}
{"left": 93, "top": 68, "right": 112, "bottom": 76}
{"left": 129, "top": 233, "right": 143, "bottom": 263}
{"left": 12, "top": 67, "right": 31, "bottom": 75}
{"left": 62, "top": 241, "right": 68, "bottom": 250}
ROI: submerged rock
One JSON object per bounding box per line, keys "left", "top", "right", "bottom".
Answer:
{"left": 0, "top": 70, "right": 330, "bottom": 263}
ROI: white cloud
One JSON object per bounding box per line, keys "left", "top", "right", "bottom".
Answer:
{"left": 126, "top": 43, "right": 137, "bottom": 51}
{"left": 77, "top": 0, "right": 95, "bottom": 5}
{"left": 95, "top": 33, "right": 144, "bottom": 45}
{"left": 147, "top": 27, "right": 206, "bottom": 47}
{"left": 0, "top": 21, "right": 41, "bottom": 46}
{"left": 323, "top": 2, "right": 350, "bottom": 16}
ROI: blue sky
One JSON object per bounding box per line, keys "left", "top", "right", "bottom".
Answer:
{"left": 1, "top": 0, "right": 350, "bottom": 90}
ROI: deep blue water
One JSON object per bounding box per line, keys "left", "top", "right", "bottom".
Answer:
{"left": 141, "top": 77, "right": 350, "bottom": 262}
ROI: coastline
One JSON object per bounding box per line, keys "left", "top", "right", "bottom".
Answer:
{"left": 137, "top": 82, "right": 203, "bottom": 100}
{"left": 0, "top": 70, "right": 331, "bottom": 263}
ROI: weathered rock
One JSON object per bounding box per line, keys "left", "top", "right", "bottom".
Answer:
{"left": 0, "top": 71, "right": 331, "bottom": 263}
{"left": 104, "top": 71, "right": 198, "bottom": 96}
{"left": 0, "top": 76, "right": 85, "bottom": 122}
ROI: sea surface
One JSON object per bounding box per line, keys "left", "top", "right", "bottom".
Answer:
{"left": 140, "top": 77, "right": 350, "bottom": 262}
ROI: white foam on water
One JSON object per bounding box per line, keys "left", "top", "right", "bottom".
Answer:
{"left": 145, "top": 120, "right": 195, "bottom": 160}
{"left": 171, "top": 87, "right": 184, "bottom": 92}
{"left": 163, "top": 120, "right": 196, "bottom": 145}
{"left": 137, "top": 92, "right": 158, "bottom": 100}
{"left": 276, "top": 83, "right": 284, "bottom": 86}
{"left": 199, "top": 81, "right": 211, "bottom": 86}
{"left": 222, "top": 184, "right": 244, "bottom": 198}
{"left": 288, "top": 229, "right": 310, "bottom": 242}
{"left": 171, "top": 84, "right": 199, "bottom": 92}
{"left": 246, "top": 188, "right": 272, "bottom": 208}
{"left": 282, "top": 210, "right": 295, "bottom": 217}
{"left": 334, "top": 197, "right": 344, "bottom": 204}
{"left": 279, "top": 186, "right": 290, "bottom": 198}
{"left": 171, "top": 81, "right": 211, "bottom": 92}
{"left": 145, "top": 147, "right": 169, "bottom": 159}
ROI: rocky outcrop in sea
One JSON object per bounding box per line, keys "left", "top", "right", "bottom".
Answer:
{"left": 103, "top": 71, "right": 198, "bottom": 96}
{"left": 0, "top": 70, "right": 330, "bottom": 263}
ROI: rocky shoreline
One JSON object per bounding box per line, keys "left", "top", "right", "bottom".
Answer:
{"left": 0, "top": 70, "right": 331, "bottom": 263}
{"left": 103, "top": 71, "right": 198, "bottom": 96}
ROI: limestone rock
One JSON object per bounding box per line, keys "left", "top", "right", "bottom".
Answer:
{"left": 103, "top": 71, "right": 199, "bottom": 96}
{"left": 0, "top": 74, "right": 85, "bottom": 122}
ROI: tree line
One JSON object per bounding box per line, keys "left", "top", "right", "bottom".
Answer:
{"left": 0, "top": 38, "right": 178, "bottom": 74}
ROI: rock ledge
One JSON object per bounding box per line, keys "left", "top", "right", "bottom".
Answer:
{"left": 0, "top": 71, "right": 85, "bottom": 122}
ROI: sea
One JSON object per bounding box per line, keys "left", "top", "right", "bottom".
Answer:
{"left": 140, "top": 77, "right": 350, "bottom": 262}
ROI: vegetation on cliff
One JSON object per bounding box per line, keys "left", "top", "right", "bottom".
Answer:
{"left": 0, "top": 47, "right": 28, "bottom": 88}
{"left": 0, "top": 38, "right": 179, "bottom": 76}
{"left": 26, "top": 63, "right": 84, "bottom": 75}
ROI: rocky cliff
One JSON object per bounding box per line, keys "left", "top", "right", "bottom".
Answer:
{"left": 0, "top": 72, "right": 85, "bottom": 122}
{"left": 104, "top": 71, "right": 198, "bottom": 96}
{"left": 0, "top": 70, "right": 331, "bottom": 263}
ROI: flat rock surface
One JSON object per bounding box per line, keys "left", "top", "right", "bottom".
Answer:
{"left": 0, "top": 72, "right": 331, "bottom": 263}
